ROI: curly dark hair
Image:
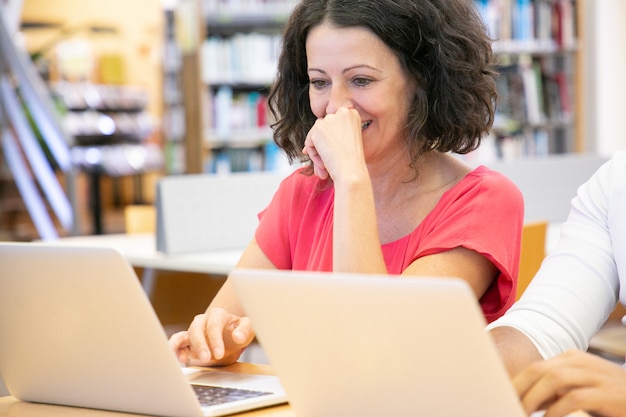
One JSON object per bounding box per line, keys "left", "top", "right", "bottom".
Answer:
{"left": 267, "top": 0, "right": 498, "bottom": 170}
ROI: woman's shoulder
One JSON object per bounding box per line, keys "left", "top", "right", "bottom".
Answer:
{"left": 279, "top": 166, "right": 322, "bottom": 187}
{"left": 464, "top": 165, "right": 523, "bottom": 196}
{"left": 467, "top": 164, "right": 508, "bottom": 179}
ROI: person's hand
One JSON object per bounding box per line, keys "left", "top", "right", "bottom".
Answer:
{"left": 168, "top": 307, "right": 255, "bottom": 367}
{"left": 302, "top": 107, "right": 366, "bottom": 181}
{"left": 514, "top": 349, "right": 626, "bottom": 417}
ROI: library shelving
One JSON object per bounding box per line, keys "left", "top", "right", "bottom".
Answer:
{"left": 199, "top": 2, "right": 296, "bottom": 173}
{"left": 170, "top": 0, "right": 582, "bottom": 173}
{"left": 162, "top": 6, "right": 186, "bottom": 174}
{"left": 472, "top": 0, "right": 580, "bottom": 162}
{"left": 162, "top": 1, "right": 294, "bottom": 174}
{"left": 50, "top": 81, "right": 162, "bottom": 234}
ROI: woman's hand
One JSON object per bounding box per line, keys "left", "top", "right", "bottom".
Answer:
{"left": 168, "top": 307, "right": 255, "bottom": 367}
{"left": 514, "top": 349, "right": 626, "bottom": 417}
{"left": 302, "top": 107, "right": 366, "bottom": 181}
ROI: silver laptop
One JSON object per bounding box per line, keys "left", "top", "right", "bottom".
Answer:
{"left": 0, "top": 242, "right": 286, "bottom": 417}
{"left": 230, "top": 268, "right": 528, "bottom": 417}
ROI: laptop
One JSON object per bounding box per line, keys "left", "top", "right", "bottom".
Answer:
{"left": 230, "top": 268, "right": 530, "bottom": 417}
{"left": 0, "top": 242, "right": 286, "bottom": 417}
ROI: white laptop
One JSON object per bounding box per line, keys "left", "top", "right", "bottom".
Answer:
{"left": 0, "top": 242, "right": 286, "bottom": 417}
{"left": 230, "top": 268, "right": 530, "bottom": 417}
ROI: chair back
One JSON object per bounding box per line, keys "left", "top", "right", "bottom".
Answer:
{"left": 124, "top": 204, "right": 156, "bottom": 234}
{"left": 517, "top": 220, "right": 548, "bottom": 300}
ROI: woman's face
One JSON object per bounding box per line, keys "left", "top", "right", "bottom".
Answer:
{"left": 306, "top": 22, "right": 414, "bottom": 161}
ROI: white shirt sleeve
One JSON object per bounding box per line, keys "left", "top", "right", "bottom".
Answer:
{"left": 487, "top": 151, "right": 623, "bottom": 358}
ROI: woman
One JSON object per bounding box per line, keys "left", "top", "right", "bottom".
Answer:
{"left": 170, "top": 0, "right": 524, "bottom": 366}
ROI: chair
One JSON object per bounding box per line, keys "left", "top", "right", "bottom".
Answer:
{"left": 123, "top": 204, "right": 156, "bottom": 234}
{"left": 517, "top": 220, "right": 548, "bottom": 300}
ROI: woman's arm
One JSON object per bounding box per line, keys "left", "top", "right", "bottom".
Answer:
{"left": 403, "top": 246, "right": 498, "bottom": 300}
{"left": 169, "top": 239, "right": 275, "bottom": 366}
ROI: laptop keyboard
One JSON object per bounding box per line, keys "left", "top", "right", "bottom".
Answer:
{"left": 192, "top": 384, "right": 272, "bottom": 406}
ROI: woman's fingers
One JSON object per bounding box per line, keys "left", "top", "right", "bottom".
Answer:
{"left": 303, "top": 108, "right": 362, "bottom": 180}
{"left": 232, "top": 316, "right": 255, "bottom": 345}
{"left": 303, "top": 126, "right": 328, "bottom": 180}
{"left": 205, "top": 307, "right": 238, "bottom": 361}
{"left": 168, "top": 330, "right": 191, "bottom": 364}
{"left": 186, "top": 313, "right": 213, "bottom": 363}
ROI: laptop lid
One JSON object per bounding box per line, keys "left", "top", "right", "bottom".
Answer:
{"left": 0, "top": 243, "right": 285, "bottom": 417}
{"left": 230, "top": 268, "right": 527, "bottom": 417}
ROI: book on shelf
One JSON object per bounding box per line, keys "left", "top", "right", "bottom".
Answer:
{"left": 476, "top": 0, "right": 577, "bottom": 50}
{"left": 201, "top": 33, "right": 280, "bottom": 85}
{"left": 494, "top": 55, "right": 571, "bottom": 132}
{"left": 496, "top": 130, "right": 550, "bottom": 160}
{"left": 555, "top": 71, "right": 572, "bottom": 122}
{"left": 202, "top": 0, "right": 298, "bottom": 16}
{"left": 463, "top": 128, "right": 551, "bottom": 164}
{"left": 519, "top": 56, "right": 544, "bottom": 125}
{"left": 209, "top": 86, "right": 271, "bottom": 144}
{"left": 552, "top": 0, "right": 577, "bottom": 48}
{"left": 495, "top": 62, "right": 526, "bottom": 131}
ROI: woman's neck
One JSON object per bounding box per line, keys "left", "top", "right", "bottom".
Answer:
{"left": 368, "top": 151, "right": 470, "bottom": 209}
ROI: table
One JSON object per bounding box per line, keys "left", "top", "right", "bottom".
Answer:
{"left": 50, "top": 233, "right": 244, "bottom": 275}
{"left": 0, "top": 358, "right": 593, "bottom": 417}
{"left": 50, "top": 223, "right": 562, "bottom": 298}
{"left": 54, "top": 221, "right": 562, "bottom": 275}
{"left": 0, "top": 363, "right": 295, "bottom": 417}
{"left": 48, "top": 233, "right": 244, "bottom": 301}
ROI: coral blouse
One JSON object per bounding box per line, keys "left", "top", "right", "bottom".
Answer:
{"left": 255, "top": 166, "right": 524, "bottom": 322}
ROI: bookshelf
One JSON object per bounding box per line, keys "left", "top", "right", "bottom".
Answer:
{"left": 171, "top": 0, "right": 582, "bottom": 172}
{"left": 199, "top": 2, "right": 296, "bottom": 173}
{"left": 472, "top": 0, "right": 580, "bottom": 162}
{"left": 50, "top": 81, "right": 163, "bottom": 234}
{"left": 162, "top": 0, "right": 294, "bottom": 174}
{"left": 162, "top": 0, "right": 210, "bottom": 175}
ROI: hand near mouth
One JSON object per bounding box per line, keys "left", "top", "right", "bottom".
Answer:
{"left": 302, "top": 107, "right": 367, "bottom": 181}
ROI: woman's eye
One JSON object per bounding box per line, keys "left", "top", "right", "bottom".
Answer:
{"left": 310, "top": 80, "right": 328, "bottom": 89}
{"left": 352, "top": 77, "right": 372, "bottom": 87}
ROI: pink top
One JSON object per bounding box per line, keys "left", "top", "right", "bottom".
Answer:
{"left": 255, "top": 166, "right": 524, "bottom": 322}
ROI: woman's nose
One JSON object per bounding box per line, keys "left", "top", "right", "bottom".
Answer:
{"left": 326, "top": 85, "right": 353, "bottom": 114}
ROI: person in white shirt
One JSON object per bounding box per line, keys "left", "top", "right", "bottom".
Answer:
{"left": 488, "top": 149, "right": 626, "bottom": 417}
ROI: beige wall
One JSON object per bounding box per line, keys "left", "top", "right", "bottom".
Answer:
{"left": 20, "top": 0, "right": 163, "bottom": 118}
